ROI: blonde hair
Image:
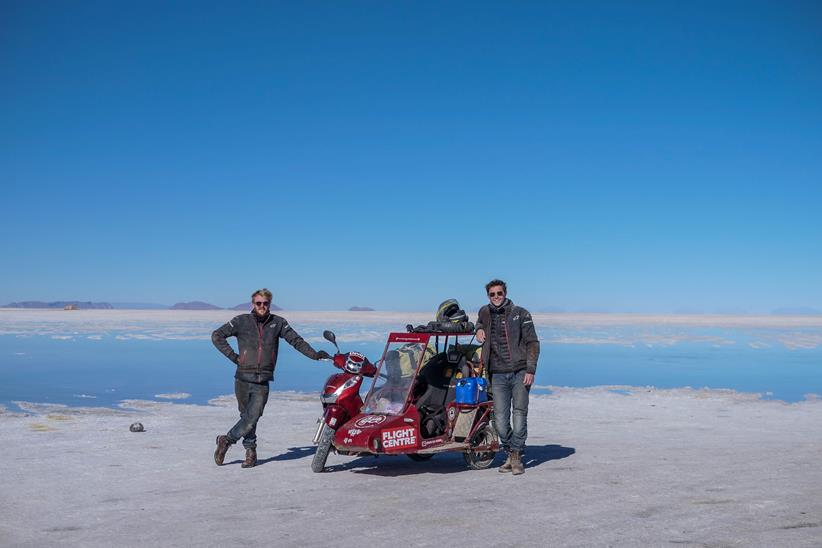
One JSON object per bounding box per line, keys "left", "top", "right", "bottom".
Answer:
{"left": 251, "top": 288, "right": 273, "bottom": 301}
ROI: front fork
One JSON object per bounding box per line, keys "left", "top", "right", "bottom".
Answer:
{"left": 311, "top": 420, "right": 323, "bottom": 444}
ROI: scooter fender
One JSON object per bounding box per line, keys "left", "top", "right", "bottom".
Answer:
{"left": 322, "top": 405, "right": 349, "bottom": 429}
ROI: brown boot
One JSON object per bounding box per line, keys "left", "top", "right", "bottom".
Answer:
{"left": 214, "top": 435, "right": 232, "bottom": 466}
{"left": 241, "top": 447, "right": 257, "bottom": 468}
{"left": 498, "top": 453, "right": 512, "bottom": 473}
{"left": 511, "top": 450, "right": 524, "bottom": 475}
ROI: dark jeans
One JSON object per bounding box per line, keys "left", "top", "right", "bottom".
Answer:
{"left": 226, "top": 379, "right": 270, "bottom": 449}
{"left": 492, "top": 370, "right": 531, "bottom": 453}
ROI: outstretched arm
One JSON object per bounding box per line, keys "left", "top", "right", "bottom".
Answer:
{"left": 280, "top": 321, "right": 325, "bottom": 360}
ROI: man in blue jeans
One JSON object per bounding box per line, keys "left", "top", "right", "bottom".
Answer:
{"left": 211, "top": 288, "right": 330, "bottom": 468}
{"left": 475, "top": 279, "right": 540, "bottom": 475}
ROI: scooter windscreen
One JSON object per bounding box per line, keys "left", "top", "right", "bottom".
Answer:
{"left": 362, "top": 342, "right": 426, "bottom": 414}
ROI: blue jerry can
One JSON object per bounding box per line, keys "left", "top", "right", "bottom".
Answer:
{"left": 455, "top": 378, "right": 488, "bottom": 405}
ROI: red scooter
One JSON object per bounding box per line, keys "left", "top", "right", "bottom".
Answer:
{"left": 312, "top": 330, "right": 377, "bottom": 472}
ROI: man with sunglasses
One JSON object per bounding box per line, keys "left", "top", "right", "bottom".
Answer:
{"left": 475, "top": 279, "right": 540, "bottom": 476}
{"left": 211, "top": 288, "right": 331, "bottom": 468}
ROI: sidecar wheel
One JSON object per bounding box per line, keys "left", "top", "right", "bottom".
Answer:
{"left": 312, "top": 423, "right": 334, "bottom": 473}
{"left": 463, "top": 423, "right": 498, "bottom": 470}
{"left": 407, "top": 453, "right": 434, "bottom": 462}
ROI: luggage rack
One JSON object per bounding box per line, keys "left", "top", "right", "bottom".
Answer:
{"left": 405, "top": 321, "right": 476, "bottom": 335}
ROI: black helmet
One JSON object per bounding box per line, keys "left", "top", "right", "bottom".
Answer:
{"left": 436, "top": 299, "right": 468, "bottom": 323}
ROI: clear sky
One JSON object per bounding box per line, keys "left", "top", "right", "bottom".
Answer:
{"left": 2, "top": 1, "right": 821, "bottom": 313}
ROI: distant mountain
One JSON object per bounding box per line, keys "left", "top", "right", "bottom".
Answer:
{"left": 771, "top": 307, "right": 822, "bottom": 316}
{"left": 230, "top": 302, "right": 283, "bottom": 311}
{"left": 349, "top": 306, "right": 375, "bottom": 311}
{"left": 170, "top": 301, "right": 222, "bottom": 310}
{"left": 3, "top": 301, "right": 113, "bottom": 309}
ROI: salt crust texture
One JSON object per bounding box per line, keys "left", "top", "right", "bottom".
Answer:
{"left": 2, "top": 387, "right": 821, "bottom": 547}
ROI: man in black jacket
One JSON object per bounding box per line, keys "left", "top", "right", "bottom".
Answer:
{"left": 475, "top": 279, "right": 539, "bottom": 475}
{"left": 211, "top": 288, "right": 330, "bottom": 468}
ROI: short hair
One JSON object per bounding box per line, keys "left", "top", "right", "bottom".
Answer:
{"left": 251, "top": 288, "right": 273, "bottom": 301}
{"left": 485, "top": 279, "right": 507, "bottom": 295}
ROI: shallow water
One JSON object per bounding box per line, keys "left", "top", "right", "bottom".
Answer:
{"left": 2, "top": 325, "right": 821, "bottom": 410}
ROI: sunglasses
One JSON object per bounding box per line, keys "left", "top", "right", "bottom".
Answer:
{"left": 254, "top": 301, "right": 270, "bottom": 306}
{"left": 488, "top": 291, "right": 505, "bottom": 298}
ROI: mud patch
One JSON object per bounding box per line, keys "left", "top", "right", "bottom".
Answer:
{"left": 634, "top": 506, "right": 664, "bottom": 518}
{"left": 780, "top": 521, "right": 822, "bottom": 530}
{"left": 692, "top": 499, "right": 735, "bottom": 505}
{"left": 44, "top": 526, "right": 82, "bottom": 533}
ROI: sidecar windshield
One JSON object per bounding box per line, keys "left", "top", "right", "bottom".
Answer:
{"left": 363, "top": 341, "right": 428, "bottom": 415}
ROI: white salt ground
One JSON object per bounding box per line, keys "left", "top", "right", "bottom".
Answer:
{"left": 1, "top": 387, "right": 821, "bottom": 547}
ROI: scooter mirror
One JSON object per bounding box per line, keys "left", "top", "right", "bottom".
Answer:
{"left": 322, "top": 330, "right": 340, "bottom": 352}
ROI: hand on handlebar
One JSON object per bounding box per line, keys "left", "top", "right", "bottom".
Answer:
{"left": 316, "top": 350, "right": 332, "bottom": 360}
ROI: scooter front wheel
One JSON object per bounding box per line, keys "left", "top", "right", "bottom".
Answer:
{"left": 311, "top": 423, "right": 334, "bottom": 473}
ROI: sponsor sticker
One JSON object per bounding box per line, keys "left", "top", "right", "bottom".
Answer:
{"left": 381, "top": 426, "right": 419, "bottom": 452}
{"left": 447, "top": 407, "right": 457, "bottom": 421}
{"left": 354, "top": 415, "right": 387, "bottom": 428}
{"left": 347, "top": 428, "right": 362, "bottom": 436}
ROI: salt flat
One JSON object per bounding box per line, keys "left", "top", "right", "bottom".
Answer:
{"left": 2, "top": 309, "right": 822, "bottom": 349}
{"left": 2, "top": 387, "right": 821, "bottom": 547}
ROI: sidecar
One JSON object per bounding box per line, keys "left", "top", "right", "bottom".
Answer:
{"left": 331, "top": 329, "right": 499, "bottom": 470}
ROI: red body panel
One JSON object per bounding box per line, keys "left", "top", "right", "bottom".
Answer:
{"left": 334, "top": 410, "right": 419, "bottom": 452}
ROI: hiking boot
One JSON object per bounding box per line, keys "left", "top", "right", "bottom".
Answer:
{"left": 511, "top": 450, "right": 524, "bottom": 475}
{"left": 214, "top": 435, "right": 231, "bottom": 466}
{"left": 498, "top": 453, "right": 512, "bottom": 473}
{"left": 241, "top": 447, "right": 257, "bottom": 468}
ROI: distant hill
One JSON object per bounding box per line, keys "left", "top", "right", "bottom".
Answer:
{"left": 348, "top": 306, "right": 375, "bottom": 311}
{"left": 3, "top": 301, "right": 113, "bottom": 309}
{"left": 230, "top": 302, "right": 283, "bottom": 311}
{"left": 772, "top": 307, "right": 822, "bottom": 316}
{"left": 170, "top": 301, "right": 222, "bottom": 310}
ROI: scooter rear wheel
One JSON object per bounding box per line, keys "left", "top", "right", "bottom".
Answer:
{"left": 312, "top": 423, "right": 334, "bottom": 473}
{"left": 463, "top": 423, "right": 498, "bottom": 470}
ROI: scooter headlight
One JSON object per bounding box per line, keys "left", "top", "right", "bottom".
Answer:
{"left": 321, "top": 377, "right": 359, "bottom": 403}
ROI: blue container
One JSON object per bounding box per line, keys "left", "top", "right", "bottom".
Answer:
{"left": 476, "top": 377, "right": 488, "bottom": 403}
{"left": 455, "top": 377, "right": 488, "bottom": 405}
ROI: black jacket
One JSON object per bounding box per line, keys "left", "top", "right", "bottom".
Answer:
{"left": 476, "top": 299, "right": 540, "bottom": 375}
{"left": 211, "top": 313, "right": 320, "bottom": 383}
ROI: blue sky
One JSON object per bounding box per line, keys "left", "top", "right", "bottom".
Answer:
{"left": 2, "top": 1, "right": 821, "bottom": 312}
